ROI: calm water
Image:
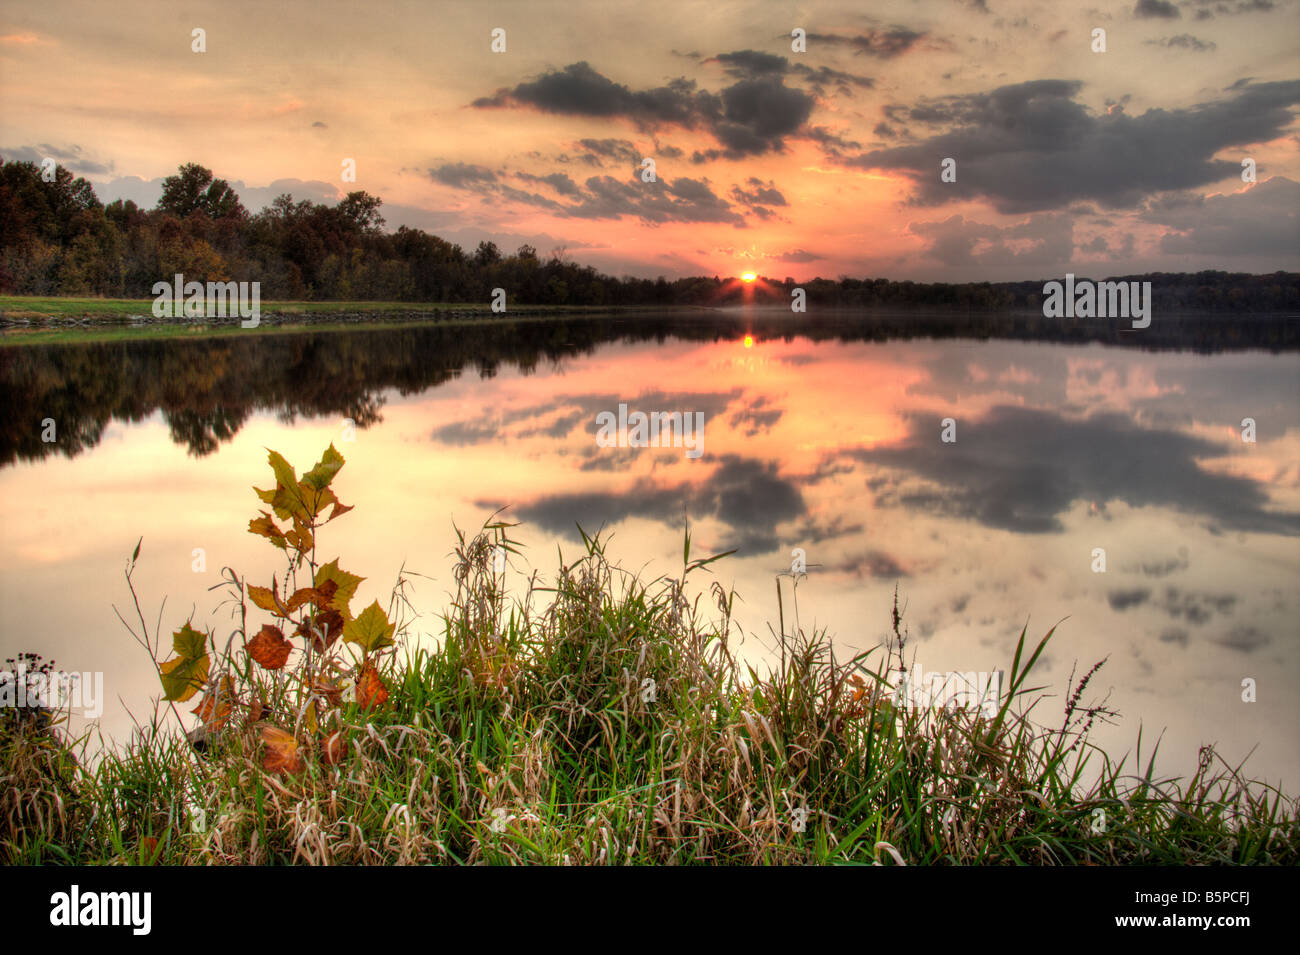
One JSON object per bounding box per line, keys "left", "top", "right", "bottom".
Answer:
{"left": 2, "top": 312, "right": 1298, "bottom": 787}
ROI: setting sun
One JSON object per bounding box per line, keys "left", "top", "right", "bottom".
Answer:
{"left": 741, "top": 271, "right": 757, "bottom": 283}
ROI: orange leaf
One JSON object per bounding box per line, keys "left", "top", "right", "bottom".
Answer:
{"left": 355, "top": 664, "right": 389, "bottom": 711}
{"left": 191, "top": 676, "right": 236, "bottom": 730}
{"left": 260, "top": 725, "right": 305, "bottom": 774}
{"left": 247, "top": 583, "right": 287, "bottom": 617}
{"left": 248, "top": 624, "right": 292, "bottom": 670}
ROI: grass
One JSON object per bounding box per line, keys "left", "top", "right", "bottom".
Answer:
{"left": 0, "top": 295, "right": 642, "bottom": 321}
{"left": 3, "top": 450, "right": 1297, "bottom": 866}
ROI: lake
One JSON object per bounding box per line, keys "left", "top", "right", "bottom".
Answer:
{"left": 1, "top": 310, "right": 1297, "bottom": 788}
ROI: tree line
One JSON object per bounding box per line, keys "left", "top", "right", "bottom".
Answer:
{"left": 1, "top": 157, "right": 1296, "bottom": 311}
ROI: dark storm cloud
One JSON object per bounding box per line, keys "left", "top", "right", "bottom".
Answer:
{"left": 805, "top": 28, "right": 927, "bottom": 58}
{"left": 473, "top": 61, "right": 814, "bottom": 159}
{"left": 510, "top": 455, "right": 806, "bottom": 553}
{"left": 1142, "top": 177, "right": 1300, "bottom": 258}
{"left": 849, "top": 406, "right": 1300, "bottom": 536}
{"left": 842, "top": 80, "right": 1300, "bottom": 213}
{"left": 1134, "top": 0, "right": 1181, "bottom": 18}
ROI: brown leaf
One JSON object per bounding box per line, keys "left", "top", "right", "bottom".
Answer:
{"left": 355, "top": 663, "right": 389, "bottom": 711}
{"left": 191, "top": 676, "right": 236, "bottom": 730}
{"left": 248, "top": 624, "right": 292, "bottom": 670}
{"left": 311, "top": 608, "right": 346, "bottom": 653}
{"left": 285, "top": 587, "right": 324, "bottom": 613}
{"left": 321, "top": 731, "right": 345, "bottom": 766}
{"left": 245, "top": 695, "right": 266, "bottom": 726}
{"left": 260, "top": 725, "right": 305, "bottom": 775}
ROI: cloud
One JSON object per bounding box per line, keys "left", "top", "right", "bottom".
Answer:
{"left": 1213, "top": 625, "right": 1271, "bottom": 652}
{"left": 848, "top": 406, "right": 1300, "bottom": 536}
{"left": 575, "top": 138, "right": 641, "bottom": 167}
{"left": 805, "top": 28, "right": 928, "bottom": 58}
{"left": 842, "top": 80, "right": 1300, "bottom": 213}
{"left": 1143, "top": 177, "right": 1300, "bottom": 259}
{"left": 473, "top": 61, "right": 814, "bottom": 159}
{"left": 1108, "top": 588, "right": 1152, "bottom": 610}
{"left": 435, "top": 159, "right": 747, "bottom": 226}
{"left": 731, "top": 177, "right": 788, "bottom": 207}
{"left": 832, "top": 550, "right": 908, "bottom": 578}
{"left": 2, "top": 143, "right": 114, "bottom": 176}
{"left": 1134, "top": 0, "right": 1181, "bottom": 18}
{"left": 775, "top": 249, "right": 823, "bottom": 263}
{"left": 1145, "top": 34, "right": 1217, "bottom": 51}
{"left": 429, "top": 162, "right": 498, "bottom": 187}
{"left": 908, "top": 212, "right": 1074, "bottom": 268}
{"left": 511, "top": 455, "right": 806, "bottom": 553}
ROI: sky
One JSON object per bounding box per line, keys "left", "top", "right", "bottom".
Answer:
{"left": 1, "top": 0, "right": 1298, "bottom": 281}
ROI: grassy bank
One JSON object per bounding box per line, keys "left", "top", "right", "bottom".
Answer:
{"left": 3, "top": 446, "right": 1296, "bottom": 865}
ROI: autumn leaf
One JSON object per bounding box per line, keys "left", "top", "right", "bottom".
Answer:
{"left": 191, "top": 675, "right": 235, "bottom": 730}
{"left": 248, "top": 512, "right": 287, "bottom": 549}
{"left": 326, "top": 499, "right": 354, "bottom": 523}
{"left": 301, "top": 444, "right": 345, "bottom": 492}
{"left": 159, "top": 622, "right": 210, "bottom": 702}
{"left": 247, "top": 582, "right": 288, "bottom": 617}
{"left": 260, "top": 725, "right": 305, "bottom": 775}
{"left": 314, "top": 559, "right": 364, "bottom": 621}
{"left": 309, "top": 608, "right": 345, "bottom": 653}
{"left": 355, "top": 663, "right": 389, "bottom": 711}
{"left": 343, "top": 601, "right": 397, "bottom": 654}
{"left": 248, "top": 624, "right": 292, "bottom": 670}
{"left": 284, "top": 514, "right": 315, "bottom": 554}
{"left": 321, "top": 731, "right": 346, "bottom": 766}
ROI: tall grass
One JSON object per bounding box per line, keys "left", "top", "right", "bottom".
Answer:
{"left": 3, "top": 501, "right": 1296, "bottom": 866}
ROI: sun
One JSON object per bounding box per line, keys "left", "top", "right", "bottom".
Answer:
{"left": 741, "top": 271, "right": 757, "bottom": 283}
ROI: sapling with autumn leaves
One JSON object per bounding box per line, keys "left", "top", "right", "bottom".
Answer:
{"left": 151, "top": 445, "right": 395, "bottom": 774}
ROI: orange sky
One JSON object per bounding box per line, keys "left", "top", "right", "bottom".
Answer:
{"left": 1, "top": 0, "right": 1298, "bottom": 280}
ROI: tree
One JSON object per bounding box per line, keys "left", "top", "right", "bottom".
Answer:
{"left": 337, "top": 191, "right": 385, "bottom": 234}
{"left": 157, "top": 163, "right": 247, "bottom": 220}
{"left": 473, "top": 241, "right": 501, "bottom": 267}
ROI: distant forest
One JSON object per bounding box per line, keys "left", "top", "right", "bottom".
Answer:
{"left": 2, "top": 158, "right": 1297, "bottom": 311}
